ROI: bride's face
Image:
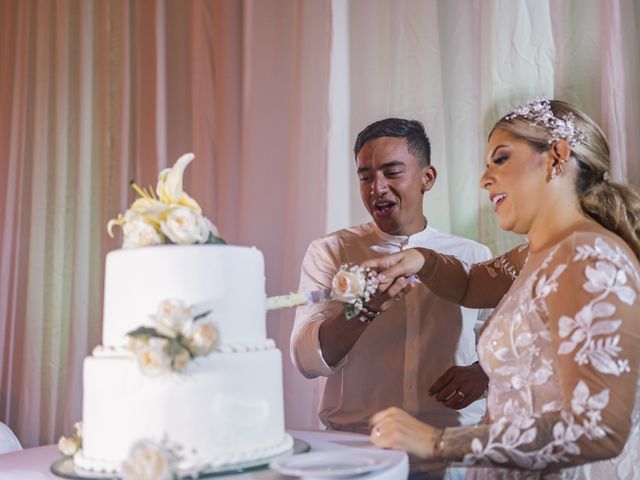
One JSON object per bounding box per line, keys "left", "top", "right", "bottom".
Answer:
{"left": 480, "top": 128, "right": 549, "bottom": 235}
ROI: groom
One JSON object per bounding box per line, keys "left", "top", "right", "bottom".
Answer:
{"left": 290, "top": 118, "right": 490, "bottom": 471}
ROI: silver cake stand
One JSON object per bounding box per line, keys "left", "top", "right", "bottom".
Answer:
{"left": 51, "top": 437, "right": 311, "bottom": 479}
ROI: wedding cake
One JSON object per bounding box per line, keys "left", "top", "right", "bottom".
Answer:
{"left": 65, "top": 154, "right": 292, "bottom": 475}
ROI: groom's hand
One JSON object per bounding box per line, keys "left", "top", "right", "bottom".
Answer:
{"left": 429, "top": 362, "right": 488, "bottom": 410}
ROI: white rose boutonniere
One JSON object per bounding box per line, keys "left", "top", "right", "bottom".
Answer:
{"left": 331, "top": 268, "right": 367, "bottom": 303}
{"left": 331, "top": 264, "right": 378, "bottom": 320}
{"left": 121, "top": 439, "right": 175, "bottom": 480}
{"left": 265, "top": 264, "right": 380, "bottom": 317}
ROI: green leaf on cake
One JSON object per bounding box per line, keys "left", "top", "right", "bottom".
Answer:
{"left": 126, "top": 326, "right": 167, "bottom": 339}
{"left": 206, "top": 232, "right": 226, "bottom": 244}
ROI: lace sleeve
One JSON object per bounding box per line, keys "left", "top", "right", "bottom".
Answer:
{"left": 421, "top": 243, "right": 529, "bottom": 308}
{"left": 439, "top": 236, "right": 640, "bottom": 472}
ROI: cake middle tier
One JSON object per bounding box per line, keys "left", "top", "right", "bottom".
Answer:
{"left": 80, "top": 345, "right": 288, "bottom": 471}
{"left": 102, "top": 245, "right": 266, "bottom": 347}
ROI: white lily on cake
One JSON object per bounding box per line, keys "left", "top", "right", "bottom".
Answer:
{"left": 108, "top": 153, "right": 224, "bottom": 248}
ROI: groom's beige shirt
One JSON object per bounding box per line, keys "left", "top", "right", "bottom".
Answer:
{"left": 290, "top": 222, "right": 491, "bottom": 433}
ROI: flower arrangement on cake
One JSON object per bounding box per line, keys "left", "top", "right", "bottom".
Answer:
{"left": 58, "top": 422, "right": 83, "bottom": 458}
{"left": 126, "top": 299, "right": 219, "bottom": 375}
{"left": 59, "top": 427, "right": 205, "bottom": 480}
{"left": 120, "top": 438, "right": 208, "bottom": 480}
{"left": 107, "top": 153, "right": 224, "bottom": 248}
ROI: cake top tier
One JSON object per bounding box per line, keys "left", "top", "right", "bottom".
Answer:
{"left": 102, "top": 244, "right": 267, "bottom": 349}
{"left": 107, "top": 153, "right": 224, "bottom": 248}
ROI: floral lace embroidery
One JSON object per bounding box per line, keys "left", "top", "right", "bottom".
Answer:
{"left": 463, "top": 380, "right": 610, "bottom": 469}
{"left": 575, "top": 238, "right": 640, "bottom": 286}
{"left": 467, "top": 237, "right": 637, "bottom": 471}
{"left": 557, "top": 239, "right": 636, "bottom": 376}
{"left": 483, "top": 243, "right": 529, "bottom": 281}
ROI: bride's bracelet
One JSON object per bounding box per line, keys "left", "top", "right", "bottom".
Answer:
{"left": 432, "top": 428, "right": 445, "bottom": 460}
{"left": 356, "top": 306, "right": 380, "bottom": 323}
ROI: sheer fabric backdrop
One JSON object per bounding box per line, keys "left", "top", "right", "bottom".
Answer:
{"left": 0, "top": 0, "right": 638, "bottom": 447}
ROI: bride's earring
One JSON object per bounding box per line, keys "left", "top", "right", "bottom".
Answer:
{"left": 548, "top": 160, "right": 565, "bottom": 181}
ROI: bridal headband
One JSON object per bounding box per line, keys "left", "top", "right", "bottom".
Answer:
{"left": 503, "top": 97, "right": 587, "bottom": 147}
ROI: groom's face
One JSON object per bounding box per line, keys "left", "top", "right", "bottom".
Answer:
{"left": 356, "top": 136, "right": 434, "bottom": 237}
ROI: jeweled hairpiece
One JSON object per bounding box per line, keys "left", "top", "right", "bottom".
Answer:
{"left": 504, "top": 97, "right": 587, "bottom": 147}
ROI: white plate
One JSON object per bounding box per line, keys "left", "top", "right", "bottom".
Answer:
{"left": 269, "top": 450, "right": 392, "bottom": 478}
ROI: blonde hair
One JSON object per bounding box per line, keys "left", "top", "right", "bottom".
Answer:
{"left": 491, "top": 100, "right": 640, "bottom": 260}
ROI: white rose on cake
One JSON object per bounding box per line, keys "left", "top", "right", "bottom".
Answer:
{"left": 122, "top": 213, "right": 163, "bottom": 249}
{"left": 57, "top": 435, "right": 80, "bottom": 457}
{"left": 121, "top": 439, "right": 175, "bottom": 480}
{"left": 132, "top": 337, "right": 173, "bottom": 375}
{"left": 151, "top": 299, "right": 194, "bottom": 338}
{"left": 183, "top": 321, "right": 219, "bottom": 356}
{"left": 171, "top": 347, "right": 192, "bottom": 372}
{"left": 160, "top": 207, "right": 211, "bottom": 245}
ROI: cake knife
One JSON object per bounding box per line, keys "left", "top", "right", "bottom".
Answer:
{"left": 265, "top": 274, "right": 417, "bottom": 311}
{"left": 265, "top": 289, "right": 333, "bottom": 311}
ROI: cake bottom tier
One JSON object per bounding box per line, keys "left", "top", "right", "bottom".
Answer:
{"left": 77, "top": 347, "right": 290, "bottom": 472}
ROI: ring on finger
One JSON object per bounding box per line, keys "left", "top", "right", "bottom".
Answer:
{"left": 456, "top": 389, "right": 465, "bottom": 400}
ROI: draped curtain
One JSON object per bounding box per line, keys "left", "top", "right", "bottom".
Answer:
{"left": 0, "top": 0, "right": 331, "bottom": 447}
{"left": 1, "top": 0, "right": 638, "bottom": 448}
{"left": 338, "top": 0, "right": 640, "bottom": 253}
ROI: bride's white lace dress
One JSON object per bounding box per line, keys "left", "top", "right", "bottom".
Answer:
{"left": 434, "top": 228, "right": 640, "bottom": 479}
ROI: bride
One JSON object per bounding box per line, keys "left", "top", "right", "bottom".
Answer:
{"left": 364, "top": 99, "right": 640, "bottom": 478}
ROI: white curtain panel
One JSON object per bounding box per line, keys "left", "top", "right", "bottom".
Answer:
{"left": 332, "top": 0, "right": 640, "bottom": 255}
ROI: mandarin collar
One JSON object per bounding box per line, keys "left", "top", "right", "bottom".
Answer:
{"left": 371, "top": 221, "right": 432, "bottom": 248}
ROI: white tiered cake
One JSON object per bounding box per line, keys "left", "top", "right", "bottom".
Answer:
{"left": 68, "top": 154, "right": 292, "bottom": 475}
{"left": 75, "top": 246, "right": 292, "bottom": 473}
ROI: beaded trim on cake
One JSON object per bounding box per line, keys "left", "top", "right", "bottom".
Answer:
{"left": 73, "top": 433, "right": 294, "bottom": 474}
{"left": 92, "top": 339, "right": 276, "bottom": 358}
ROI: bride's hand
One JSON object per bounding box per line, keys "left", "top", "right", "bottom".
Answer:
{"left": 362, "top": 249, "right": 426, "bottom": 296}
{"left": 369, "top": 407, "right": 443, "bottom": 460}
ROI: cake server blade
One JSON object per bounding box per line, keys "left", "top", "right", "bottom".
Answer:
{"left": 266, "top": 288, "right": 333, "bottom": 311}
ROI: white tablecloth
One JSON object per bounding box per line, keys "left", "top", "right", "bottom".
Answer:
{"left": 0, "top": 430, "right": 409, "bottom": 479}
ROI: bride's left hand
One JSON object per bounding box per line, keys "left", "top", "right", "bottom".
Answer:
{"left": 369, "top": 407, "right": 443, "bottom": 460}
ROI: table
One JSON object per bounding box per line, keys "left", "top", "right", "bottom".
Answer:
{"left": 0, "top": 430, "right": 409, "bottom": 479}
